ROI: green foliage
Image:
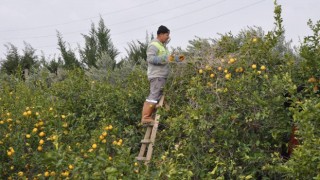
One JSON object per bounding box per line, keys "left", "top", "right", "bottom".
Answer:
{"left": 81, "top": 23, "right": 98, "bottom": 68}
{"left": 213, "top": 32, "right": 240, "bottom": 57}
{"left": 299, "top": 20, "right": 320, "bottom": 78}
{"left": 20, "top": 42, "right": 38, "bottom": 71}
{"left": 0, "top": 44, "right": 20, "bottom": 75}
{"left": 42, "top": 56, "right": 63, "bottom": 75}
{"left": 124, "top": 33, "right": 152, "bottom": 67}
{"left": 96, "top": 18, "right": 119, "bottom": 62}
{"left": 269, "top": 18, "right": 320, "bottom": 180}
{"left": 57, "top": 31, "right": 81, "bottom": 69}
{"left": 273, "top": 0, "right": 284, "bottom": 38}
{"left": 80, "top": 17, "right": 119, "bottom": 69}
{"left": 0, "top": 43, "right": 39, "bottom": 77}
{"left": 272, "top": 97, "right": 320, "bottom": 179}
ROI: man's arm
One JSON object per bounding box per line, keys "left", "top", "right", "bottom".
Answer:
{"left": 146, "top": 45, "right": 167, "bottom": 65}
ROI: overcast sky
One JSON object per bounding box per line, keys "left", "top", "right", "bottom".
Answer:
{"left": 0, "top": 0, "right": 319, "bottom": 61}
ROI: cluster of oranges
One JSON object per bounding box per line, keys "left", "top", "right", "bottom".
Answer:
{"left": 198, "top": 57, "right": 267, "bottom": 81}
{"left": 112, "top": 139, "right": 123, "bottom": 146}
{"left": 7, "top": 147, "right": 15, "bottom": 157}
{"left": 30, "top": 118, "right": 46, "bottom": 151}
{"left": 307, "top": 76, "right": 320, "bottom": 92}
{"left": 88, "top": 124, "right": 117, "bottom": 153}
{"left": 99, "top": 131, "right": 108, "bottom": 143}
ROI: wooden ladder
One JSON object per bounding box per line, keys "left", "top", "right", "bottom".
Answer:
{"left": 136, "top": 95, "right": 165, "bottom": 164}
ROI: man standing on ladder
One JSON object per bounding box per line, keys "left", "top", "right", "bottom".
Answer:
{"left": 141, "top": 25, "right": 184, "bottom": 124}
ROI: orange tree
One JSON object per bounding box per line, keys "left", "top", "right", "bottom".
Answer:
{"left": 144, "top": 3, "right": 301, "bottom": 179}
{"left": 270, "top": 19, "right": 320, "bottom": 179}
{"left": 0, "top": 67, "right": 149, "bottom": 179}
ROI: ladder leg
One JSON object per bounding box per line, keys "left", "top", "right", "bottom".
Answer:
{"left": 145, "top": 118, "right": 159, "bottom": 161}
{"left": 156, "top": 95, "right": 165, "bottom": 108}
{"left": 137, "top": 126, "right": 152, "bottom": 158}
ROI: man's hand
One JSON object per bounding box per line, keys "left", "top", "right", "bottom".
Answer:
{"left": 159, "top": 55, "right": 185, "bottom": 64}
{"left": 168, "top": 55, "right": 175, "bottom": 62}
{"left": 166, "top": 55, "right": 185, "bottom": 62}
{"left": 178, "top": 55, "right": 185, "bottom": 62}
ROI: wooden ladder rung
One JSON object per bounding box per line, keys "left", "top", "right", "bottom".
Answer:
{"left": 142, "top": 121, "right": 156, "bottom": 127}
{"left": 141, "top": 139, "right": 152, "bottom": 144}
{"left": 135, "top": 157, "right": 147, "bottom": 161}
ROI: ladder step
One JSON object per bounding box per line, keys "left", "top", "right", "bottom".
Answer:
{"left": 141, "top": 139, "right": 153, "bottom": 144}
{"left": 136, "top": 157, "right": 147, "bottom": 161}
{"left": 142, "top": 121, "right": 158, "bottom": 127}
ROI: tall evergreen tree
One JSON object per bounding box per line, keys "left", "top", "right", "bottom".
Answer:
{"left": 21, "top": 42, "right": 38, "bottom": 70}
{"left": 124, "top": 32, "right": 153, "bottom": 66}
{"left": 80, "top": 17, "right": 119, "bottom": 69}
{"left": 41, "top": 54, "right": 62, "bottom": 75}
{"left": 57, "top": 31, "right": 80, "bottom": 69}
{"left": 96, "top": 18, "right": 119, "bottom": 61}
{"left": 0, "top": 42, "right": 39, "bottom": 78}
{"left": 0, "top": 43, "right": 20, "bottom": 75}
{"left": 80, "top": 24, "right": 97, "bottom": 68}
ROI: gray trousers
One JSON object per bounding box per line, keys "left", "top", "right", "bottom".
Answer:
{"left": 146, "top": 77, "right": 166, "bottom": 103}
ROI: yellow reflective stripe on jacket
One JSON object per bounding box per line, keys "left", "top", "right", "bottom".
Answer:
{"left": 150, "top": 42, "right": 169, "bottom": 56}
